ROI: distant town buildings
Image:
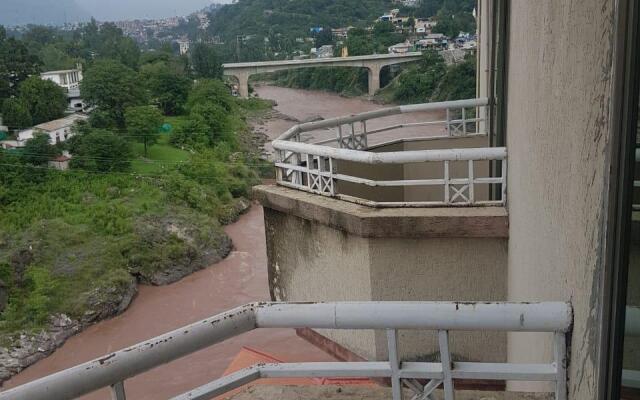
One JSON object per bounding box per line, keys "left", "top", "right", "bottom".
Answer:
{"left": 388, "top": 40, "right": 412, "bottom": 54}
{"left": 331, "top": 26, "right": 354, "bottom": 40}
{"left": 311, "top": 45, "right": 334, "bottom": 59}
{"left": 392, "top": 0, "right": 419, "bottom": 7}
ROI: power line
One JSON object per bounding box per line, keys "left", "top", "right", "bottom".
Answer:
{"left": 0, "top": 161, "right": 269, "bottom": 182}
{"left": 0, "top": 149, "right": 272, "bottom": 167}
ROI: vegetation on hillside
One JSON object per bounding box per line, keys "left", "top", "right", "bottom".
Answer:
{"left": 0, "top": 22, "right": 273, "bottom": 338}
{"left": 257, "top": 0, "right": 476, "bottom": 100}
{"left": 378, "top": 50, "right": 476, "bottom": 103}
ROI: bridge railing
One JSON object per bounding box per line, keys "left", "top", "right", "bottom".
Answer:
{"left": 272, "top": 98, "right": 505, "bottom": 207}
{"left": 0, "top": 301, "right": 572, "bottom": 400}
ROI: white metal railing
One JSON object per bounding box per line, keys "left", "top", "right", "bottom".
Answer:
{"left": 0, "top": 302, "right": 572, "bottom": 400}
{"left": 272, "top": 98, "right": 508, "bottom": 208}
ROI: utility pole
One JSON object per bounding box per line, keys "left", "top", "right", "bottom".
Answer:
{"left": 236, "top": 35, "right": 241, "bottom": 62}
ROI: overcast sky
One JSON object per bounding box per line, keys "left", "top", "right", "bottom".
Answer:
{"left": 76, "top": 0, "right": 231, "bottom": 21}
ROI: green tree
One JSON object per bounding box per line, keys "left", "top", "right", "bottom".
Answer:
{"left": 170, "top": 114, "right": 210, "bottom": 148}
{"left": 191, "top": 43, "right": 223, "bottom": 79}
{"left": 393, "top": 50, "right": 446, "bottom": 102}
{"left": 314, "top": 28, "right": 334, "bottom": 48}
{"left": 88, "top": 23, "right": 140, "bottom": 69}
{"left": 125, "top": 105, "right": 163, "bottom": 157}
{"left": 190, "top": 103, "right": 232, "bottom": 145}
{"left": 22, "top": 133, "right": 58, "bottom": 166}
{"left": 0, "top": 35, "right": 42, "bottom": 100}
{"left": 187, "top": 79, "right": 235, "bottom": 113}
{"left": 39, "top": 43, "right": 76, "bottom": 71}
{"left": 1, "top": 98, "right": 32, "bottom": 130}
{"left": 432, "top": 54, "right": 476, "bottom": 101}
{"left": 81, "top": 60, "right": 147, "bottom": 129}
{"left": 141, "top": 61, "right": 191, "bottom": 115}
{"left": 18, "top": 76, "right": 68, "bottom": 125}
{"left": 67, "top": 129, "right": 132, "bottom": 172}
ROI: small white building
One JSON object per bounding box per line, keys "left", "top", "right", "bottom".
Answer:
{"left": 315, "top": 45, "right": 334, "bottom": 59}
{"left": 388, "top": 40, "right": 412, "bottom": 54}
{"left": 177, "top": 39, "right": 190, "bottom": 55}
{"left": 17, "top": 114, "right": 88, "bottom": 147}
{"left": 41, "top": 68, "right": 83, "bottom": 91}
{"left": 40, "top": 67, "right": 86, "bottom": 112}
{"left": 48, "top": 154, "right": 71, "bottom": 171}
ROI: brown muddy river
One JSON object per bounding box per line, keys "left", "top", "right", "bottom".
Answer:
{"left": 2, "top": 86, "right": 443, "bottom": 399}
{"left": 253, "top": 85, "right": 446, "bottom": 155}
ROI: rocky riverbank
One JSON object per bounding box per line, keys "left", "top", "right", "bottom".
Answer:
{"left": 0, "top": 197, "right": 252, "bottom": 386}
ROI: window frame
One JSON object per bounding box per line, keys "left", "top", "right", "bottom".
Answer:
{"left": 599, "top": 0, "right": 640, "bottom": 398}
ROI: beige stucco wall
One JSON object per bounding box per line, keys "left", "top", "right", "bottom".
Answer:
{"left": 403, "top": 135, "right": 491, "bottom": 202}
{"left": 336, "top": 135, "right": 491, "bottom": 204}
{"left": 505, "top": 0, "right": 615, "bottom": 397}
{"left": 264, "top": 209, "right": 377, "bottom": 359}
{"left": 263, "top": 207, "right": 508, "bottom": 363}
{"left": 368, "top": 237, "right": 508, "bottom": 362}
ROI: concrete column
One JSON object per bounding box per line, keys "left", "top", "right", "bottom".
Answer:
{"left": 367, "top": 64, "right": 382, "bottom": 96}
{"left": 231, "top": 72, "right": 250, "bottom": 98}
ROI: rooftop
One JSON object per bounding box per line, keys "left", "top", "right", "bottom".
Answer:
{"left": 31, "top": 114, "right": 88, "bottom": 132}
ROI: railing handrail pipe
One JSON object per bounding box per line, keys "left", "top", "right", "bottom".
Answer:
{"left": 0, "top": 301, "right": 570, "bottom": 400}
{"left": 276, "top": 98, "right": 489, "bottom": 141}
{"left": 272, "top": 141, "right": 506, "bottom": 165}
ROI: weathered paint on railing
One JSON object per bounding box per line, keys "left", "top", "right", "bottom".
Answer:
{"left": 0, "top": 301, "right": 571, "bottom": 400}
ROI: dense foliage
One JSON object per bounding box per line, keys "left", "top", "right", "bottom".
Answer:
{"left": 81, "top": 60, "right": 148, "bottom": 129}
{"left": 209, "top": 0, "right": 393, "bottom": 43}
{"left": 381, "top": 51, "right": 476, "bottom": 103}
{"left": 0, "top": 21, "right": 272, "bottom": 338}
{"left": 16, "top": 76, "right": 67, "bottom": 125}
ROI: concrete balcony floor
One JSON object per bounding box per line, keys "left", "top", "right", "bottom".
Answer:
{"left": 226, "top": 386, "right": 552, "bottom": 400}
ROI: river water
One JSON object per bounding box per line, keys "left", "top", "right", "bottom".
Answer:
{"left": 253, "top": 85, "right": 446, "bottom": 155}
{"left": 2, "top": 86, "right": 443, "bottom": 399}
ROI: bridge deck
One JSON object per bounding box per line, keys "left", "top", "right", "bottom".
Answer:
{"left": 222, "top": 52, "right": 423, "bottom": 69}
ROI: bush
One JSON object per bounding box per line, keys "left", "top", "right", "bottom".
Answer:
{"left": 68, "top": 129, "right": 132, "bottom": 172}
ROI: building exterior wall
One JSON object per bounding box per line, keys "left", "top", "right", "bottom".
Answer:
{"left": 259, "top": 189, "right": 508, "bottom": 363}
{"left": 368, "top": 236, "right": 507, "bottom": 362}
{"left": 264, "top": 209, "right": 377, "bottom": 359}
{"left": 505, "top": 0, "right": 615, "bottom": 396}
{"left": 18, "top": 127, "right": 74, "bottom": 146}
{"left": 335, "top": 135, "right": 491, "bottom": 204}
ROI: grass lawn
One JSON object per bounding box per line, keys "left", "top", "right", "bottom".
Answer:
{"left": 130, "top": 129, "right": 190, "bottom": 174}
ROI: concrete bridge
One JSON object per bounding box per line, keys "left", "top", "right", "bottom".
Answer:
{"left": 222, "top": 52, "right": 423, "bottom": 97}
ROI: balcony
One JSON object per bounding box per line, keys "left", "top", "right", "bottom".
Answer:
{"left": 0, "top": 301, "right": 572, "bottom": 400}
{"left": 254, "top": 99, "right": 509, "bottom": 371}
{"left": 271, "top": 98, "right": 505, "bottom": 208}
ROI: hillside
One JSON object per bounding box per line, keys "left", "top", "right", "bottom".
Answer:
{"left": 0, "top": 0, "right": 89, "bottom": 26}
{"left": 208, "top": 0, "right": 393, "bottom": 39}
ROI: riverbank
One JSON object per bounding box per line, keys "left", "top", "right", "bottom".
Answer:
{"left": 0, "top": 197, "right": 252, "bottom": 386}
{"left": 0, "top": 98, "right": 272, "bottom": 386}
{"left": 2, "top": 85, "right": 432, "bottom": 396}
{"left": 1, "top": 206, "right": 335, "bottom": 400}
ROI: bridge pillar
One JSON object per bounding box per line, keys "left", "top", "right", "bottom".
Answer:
{"left": 367, "top": 64, "right": 382, "bottom": 97}
{"left": 236, "top": 72, "right": 250, "bottom": 98}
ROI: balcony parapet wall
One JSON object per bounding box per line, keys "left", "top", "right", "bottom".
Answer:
{"left": 254, "top": 184, "right": 509, "bottom": 366}
{"left": 254, "top": 185, "right": 508, "bottom": 239}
